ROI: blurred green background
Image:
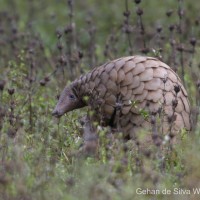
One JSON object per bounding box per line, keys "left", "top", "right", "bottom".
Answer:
{"left": 0, "top": 1, "right": 200, "bottom": 200}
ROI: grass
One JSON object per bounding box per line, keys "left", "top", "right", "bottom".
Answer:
{"left": 0, "top": 0, "right": 200, "bottom": 199}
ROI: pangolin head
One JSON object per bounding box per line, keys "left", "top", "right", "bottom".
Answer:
{"left": 52, "top": 86, "right": 85, "bottom": 118}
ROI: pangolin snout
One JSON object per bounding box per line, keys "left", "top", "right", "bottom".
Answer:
{"left": 52, "top": 109, "right": 62, "bottom": 118}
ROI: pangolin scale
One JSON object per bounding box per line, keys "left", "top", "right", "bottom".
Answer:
{"left": 52, "top": 55, "right": 191, "bottom": 141}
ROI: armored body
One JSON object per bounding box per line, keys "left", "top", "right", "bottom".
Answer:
{"left": 52, "top": 55, "right": 191, "bottom": 140}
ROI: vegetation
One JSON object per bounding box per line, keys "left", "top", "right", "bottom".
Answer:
{"left": 0, "top": 0, "right": 199, "bottom": 199}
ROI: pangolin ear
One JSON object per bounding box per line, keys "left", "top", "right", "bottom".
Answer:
{"left": 71, "top": 87, "right": 78, "bottom": 99}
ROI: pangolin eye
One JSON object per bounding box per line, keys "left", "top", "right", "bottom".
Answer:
{"left": 69, "top": 94, "right": 76, "bottom": 100}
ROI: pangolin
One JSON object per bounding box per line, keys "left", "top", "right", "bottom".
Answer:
{"left": 52, "top": 55, "right": 191, "bottom": 142}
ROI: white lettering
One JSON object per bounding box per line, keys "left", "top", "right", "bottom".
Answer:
{"left": 136, "top": 188, "right": 143, "bottom": 195}
{"left": 193, "top": 188, "right": 200, "bottom": 194}
{"left": 136, "top": 188, "right": 160, "bottom": 195}
{"left": 162, "top": 188, "right": 171, "bottom": 194}
{"left": 173, "top": 188, "right": 190, "bottom": 195}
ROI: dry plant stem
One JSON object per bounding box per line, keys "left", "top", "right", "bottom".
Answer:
{"left": 113, "top": 94, "right": 123, "bottom": 132}
{"left": 28, "top": 86, "right": 33, "bottom": 133}
{"left": 161, "top": 78, "right": 167, "bottom": 135}
{"left": 87, "top": 18, "right": 97, "bottom": 67}
{"left": 156, "top": 28, "right": 162, "bottom": 50}
{"left": 177, "top": 0, "right": 184, "bottom": 35}
{"left": 57, "top": 118, "right": 60, "bottom": 138}
{"left": 139, "top": 17, "right": 146, "bottom": 49}
{"left": 188, "top": 39, "right": 199, "bottom": 121}
{"left": 135, "top": 146, "right": 143, "bottom": 172}
{"left": 67, "top": 0, "right": 80, "bottom": 79}
{"left": 151, "top": 115, "right": 159, "bottom": 147}
{"left": 28, "top": 60, "right": 33, "bottom": 133}
{"left": 179, "top": 47, "right": 185, "bottom": 86}
{"left": 194, "top": 81, "right": 200, "bottom": 127}
{"left": 56, "top": 29, "right": 66, "bottom": 84}
{"left": 68, "top": 0, "right": 73, "bottom": 30}
{"left": 135, "top": 5, "right": 146, "bottom": 51}
{"left": 104, "top": 36, "right": 112, "bottom": 59}
{"left": 169, "top": 27, "right": 177, "bottom": 72}
{"left": 67, "top": 0, "right": 75, "bottom": 54}
{"left": 64, "top": 1, "right": 75, "bottom": 80}
{"left": 0, "top": 91, "right": 2, "bottom": 103}
{"left": 189, "top": 38, "right": 196, "bottom": 68}
{"left": 104, "top": 30, "right": 119, "bottom": 59}
{"left": 112, "top": 34, "right": 119, "bottom": 57}
{"left": 151, "top": 115, "right": 164, "bottom": 171}
{"left": 124, "top": 0, "right": 133, "bottom": 54}
{"left": 169, "top": 86, "right": 179, "bottom": 147}
{"left": 9, "top": 95, "right": 14, "bottom": 126}
{"left": 111, "top": 30, "right": 120, "bottom": 58}
{"left": 177, "top": 0, "right": 185, "bottom": 86}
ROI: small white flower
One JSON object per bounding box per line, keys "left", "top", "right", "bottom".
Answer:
{"left": 75, "top": 136, "right": 81, "bottom": 143}
{"left": 164, "top": 135, "right": 170, "bottom": 141}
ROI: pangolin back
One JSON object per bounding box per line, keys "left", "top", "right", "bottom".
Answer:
{"left": 54, "top": 55, "right": 191, "bottom": 140}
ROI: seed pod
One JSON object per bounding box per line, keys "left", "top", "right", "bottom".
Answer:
{"left": 0, "top": 80, "right": 6, "bottom": 91}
